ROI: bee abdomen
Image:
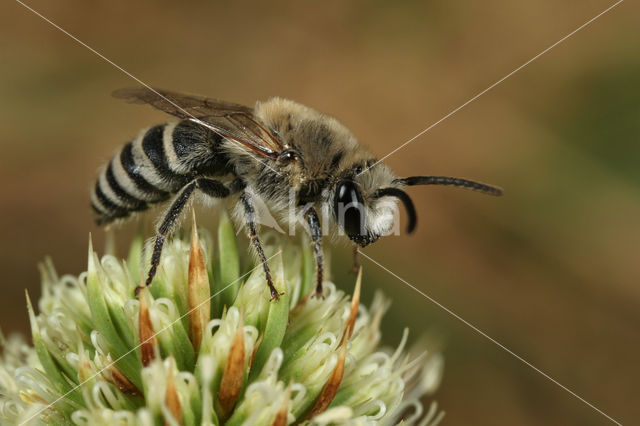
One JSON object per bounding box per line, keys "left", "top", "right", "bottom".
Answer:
{"left": 138, "top": 124, "right": 192, "bottom": 191}
{"left": 92, "top": 121, "right": 228, "bottom": 225}
{"left": 91, "top": 144, "right": 169, "bottom": 224}
{"left": 119, "top": 141, "right": 171, "bottom": 201}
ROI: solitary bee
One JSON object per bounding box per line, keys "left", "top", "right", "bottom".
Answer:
{"left": 92, "top": 88, "right": 502, "bottom": 300}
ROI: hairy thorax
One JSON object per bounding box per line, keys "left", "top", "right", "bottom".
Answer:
{"left": 250, "top": 98, "right": 376, "bottom": 203}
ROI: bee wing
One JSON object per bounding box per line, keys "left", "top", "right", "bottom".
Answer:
{"left": 113, "top": 87, "right": 283, "bottom": 158}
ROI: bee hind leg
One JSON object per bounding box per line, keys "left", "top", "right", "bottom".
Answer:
{"left": 239, "top": 192, "right": 282, "bottom": 301}
{"left": 303, "top": 207, "right": 324, "bottom": 298}
{"left": 136, "top": 178, "right": 234, "bottom": 297}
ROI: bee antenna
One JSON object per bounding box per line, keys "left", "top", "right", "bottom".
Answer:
{"left": 374, "top": 188, "right": 417, "bottom": 234}
{"left": 394, "top": 176, "right": 503, "bottom": 196}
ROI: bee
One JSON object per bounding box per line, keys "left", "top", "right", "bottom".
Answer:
{"left": 92, "top": 88, "right": 502, "bottom": 300}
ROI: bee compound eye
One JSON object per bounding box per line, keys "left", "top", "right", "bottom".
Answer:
{"left": 277, "top": 150, "right": 296, "bottom": 165}
{"left": 334, "top": 181, "right": 365, "bottom": 239}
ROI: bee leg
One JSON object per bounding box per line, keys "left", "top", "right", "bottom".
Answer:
{"left": 136, "top": 178, "right": 235, "bottom": 297}
{"left": 239, "top": 192, "right": 282, "bottom": 301}
{"left": 303, "top": 207, "right": 324, "bottom": 298}
{"left": 349, "top": 245, "right": 360, "bottom": 274}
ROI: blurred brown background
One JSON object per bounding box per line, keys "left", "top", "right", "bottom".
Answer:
{"left": 1, "top": 1, "right": 638, "bottom": 424}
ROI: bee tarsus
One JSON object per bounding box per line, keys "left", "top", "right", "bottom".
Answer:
{"left": 304, "top": 207, "right": 324, "bottom": 297}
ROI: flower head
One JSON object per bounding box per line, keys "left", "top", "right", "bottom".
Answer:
{"left": 0, "top": 212, "right": 443, "bottom": 425}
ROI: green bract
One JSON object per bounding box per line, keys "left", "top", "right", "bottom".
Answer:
{"left": 0, "top": 214, "right": 443, "bottom": 425}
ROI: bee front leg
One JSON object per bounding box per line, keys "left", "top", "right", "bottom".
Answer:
{"left": 303, "top": 207, "right": 324, "bottom": 298}
{"left": 239, "top": 192, "right": 282, "bottom": 301}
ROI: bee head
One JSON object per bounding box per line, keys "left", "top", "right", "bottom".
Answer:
{"left": 333, "top": 163, "right": 404, "bottom": 247}
{"left": 334, "top": 164, "right": 504, "bottom": 247}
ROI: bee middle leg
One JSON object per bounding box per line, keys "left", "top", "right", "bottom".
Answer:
{"left": 137, "top": 178, "right": 235, "bottom": 296}
{"left": 303, "top": 207, "right": 324, "bottom": 298}
{"left": 239, "top": 192, "right": 282, "bottom": 301}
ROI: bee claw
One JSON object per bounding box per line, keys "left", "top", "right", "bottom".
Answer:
{"left": 134, "top": 285, "right": 144, "bottom": 298}
{"left": 270, "top": 290, "right": 284, "bottom": 302}
{"left": 312, "top": 290, "right": 325, "bottom": 300}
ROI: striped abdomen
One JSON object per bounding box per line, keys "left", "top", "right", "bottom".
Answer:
{"left": 91, "top": 120, "right": 229, "bottom": 224}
